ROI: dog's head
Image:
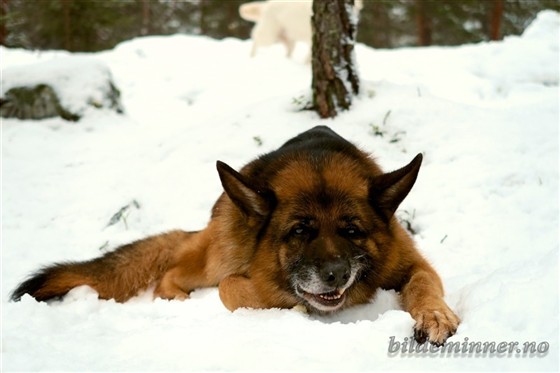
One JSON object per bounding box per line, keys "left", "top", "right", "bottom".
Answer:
{"left": 217, "top": 138, "right": 422, "bottom": 313}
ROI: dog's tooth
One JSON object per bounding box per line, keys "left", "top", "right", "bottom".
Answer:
{"left": 314, "top": 290, "right": 346, "bottom": 302}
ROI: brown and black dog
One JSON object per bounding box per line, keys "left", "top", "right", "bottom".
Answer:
{"left": 11, "top": 126, "right": 459, "bottom": 345}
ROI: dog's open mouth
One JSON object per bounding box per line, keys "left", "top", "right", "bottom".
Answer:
{"left": 299, "top": 287, "right": 347, "bottom": 312}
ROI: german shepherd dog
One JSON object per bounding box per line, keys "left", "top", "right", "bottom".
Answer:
{"left": 11, "top": 126, "right": 459, "bottom": 345}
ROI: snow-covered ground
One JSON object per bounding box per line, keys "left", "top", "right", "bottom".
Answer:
{"left": 2, "top": 10, "right": 558, "bottom": 372}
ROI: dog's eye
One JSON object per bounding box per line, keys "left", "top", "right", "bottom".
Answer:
{"left": 293, "top": 225, "right": 307, "bottom": 235}
{"left": 340, "top": 225, "right": 364, "bottom": 239}
{"left": 290, "top": 224, "right": 317, "bottom": 239}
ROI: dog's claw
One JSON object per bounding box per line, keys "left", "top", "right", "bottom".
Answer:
{"left": 412, "top": 304, "right": 460, "bottom": 346}
{"left": 413, "top": 328, "right": 428, "bottom": 345}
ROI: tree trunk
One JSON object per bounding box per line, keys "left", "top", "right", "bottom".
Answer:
{"left": 0, "top": 0, "right": 8, "bottom": 45}
{"left": 489, "top": 0, "right": 504, "bottom": 41}
{"left": 199, "top": 0, "right": 207, "bottom": 35}
{"left": 415, "top": 0, "right": 431, "bottom": 46}
{"left": 141, "top": 0, "right": 151, "bottom": 36}
{"left": 311, "top": 0, "right": 359, "bottom": 119}
{"left": 61, "top": 0, "right": 72, "bottom": 50}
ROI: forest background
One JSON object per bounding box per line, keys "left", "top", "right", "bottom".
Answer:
{"left": 2, "top": 0, "right": 559, "bottom": 52}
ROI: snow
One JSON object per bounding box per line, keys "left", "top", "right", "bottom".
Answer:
{"left": 1, "top": 55, "right": 120, "bottom": 117}
{"left": 2, "top": 10, "right": 559, "bottom": 372}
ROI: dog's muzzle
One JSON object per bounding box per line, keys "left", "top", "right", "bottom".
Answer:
{"left": 293, "top": 257, "right": 359, "bottom": 313}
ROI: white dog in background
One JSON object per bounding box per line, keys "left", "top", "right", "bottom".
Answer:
{"left": 239, "top": 0, "right": 363, "bottom": 59}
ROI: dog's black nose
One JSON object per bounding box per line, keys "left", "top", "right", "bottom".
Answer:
{"left": 319, "top": 259, "right": 351, "bottom": 288}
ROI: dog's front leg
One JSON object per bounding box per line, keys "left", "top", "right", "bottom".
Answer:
{"left": 219, "top": 275, "right": 263, "bottom": 311}
{"left": 219, "top": 274, "right": 299, "bottom": 311}
{"left": 400, "top": 263, "right": 460, "bottom": 346}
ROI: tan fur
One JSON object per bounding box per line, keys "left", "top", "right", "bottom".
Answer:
{"left": 12, "top": 126, "right": 459, "bottom": 346}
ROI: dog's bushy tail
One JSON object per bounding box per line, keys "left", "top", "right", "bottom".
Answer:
{"left": 10, "top": 230, "right": 194, "bottom": 302}
{"left": 239, "top": 2, "right": 263, "bottom": 22}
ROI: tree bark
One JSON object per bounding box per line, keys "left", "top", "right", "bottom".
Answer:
{"left": 0, "top": 0, "right": 8, "bottom": 45}
{"left": 489, "top": 0, "right": 504, "bottom": 41}
{"left": 199, "top": 0, "right": 207, "bottom": 35}
{"left": 415, "top": 0, "right": 431, "bottom": 46}
{"left": 311, "top": 0, "right": 359, "bottom": 119}
{"left": 61, "top": 0, "right": 72, "bottom": 51}
{"left": 141, "top": 0, "right": 151, "bottom": 36}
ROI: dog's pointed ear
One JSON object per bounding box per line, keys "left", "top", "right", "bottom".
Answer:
{"left": 216, "top": 161, "right": 272, "bottom": 218}
{"left": 369, "top": 153, "right": 423, "bottom": 222}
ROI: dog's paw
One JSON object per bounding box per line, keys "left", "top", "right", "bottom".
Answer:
{"left": 412, "top": 303, "right": 460, "bottom": 346}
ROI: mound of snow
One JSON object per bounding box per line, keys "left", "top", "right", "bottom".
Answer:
{"left": 522, "top": 9, "right": 560, "bottom": 42}
{"left": 1, "top": 56, "right": 123, "bottom": 121}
